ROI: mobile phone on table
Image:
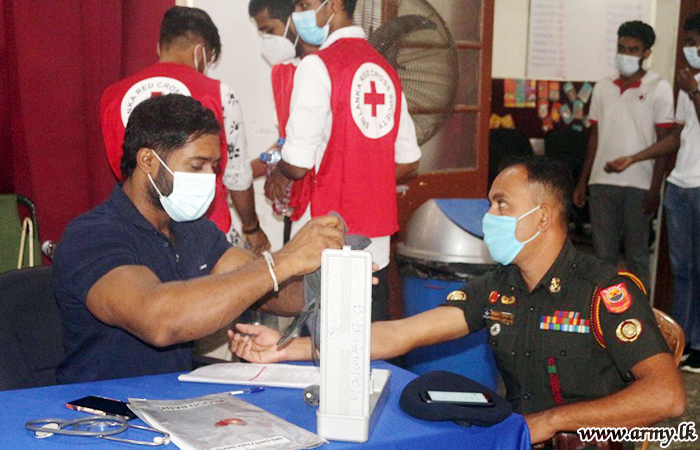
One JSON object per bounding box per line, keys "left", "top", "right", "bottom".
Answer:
{"left": 66, "top": 395, "right": 137, "bottom": 420}
{"left": 419, "top": 390, "right": 495, "bottom": 407}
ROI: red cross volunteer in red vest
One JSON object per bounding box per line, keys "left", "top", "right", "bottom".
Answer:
{"left": 265, "top": 0, "right": 421, "bottom": 321}
{"left": 248, "top": 0, "right": 319, "bottom": 180}
{"left": 101, "top": 7, "right": 270, "bottom": 254}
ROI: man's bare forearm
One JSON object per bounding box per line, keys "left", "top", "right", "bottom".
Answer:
{"left": 630, "top": 127, "right": 681, "bottom": 163}
{"left": 279, "top": 159, "right": 309, "bottom": 180}
{"left": 578, "top": 126, "right": 598, "bottom": 186}
{"left": 229, "top": 186, "right": 258, "bottom": 230}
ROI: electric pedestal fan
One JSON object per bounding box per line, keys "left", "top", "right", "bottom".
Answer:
{"left": 355, "top": 0, "right": 459, "bottom": 145}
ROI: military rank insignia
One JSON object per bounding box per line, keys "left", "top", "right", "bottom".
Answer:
{"left": 446, "top": 290, "right": 467, "bottom": 301}
{"left": 500, "top": 295, "right": 516, "bottom": 305}
{"left": 616, "top": 318, "right": 642, "bottom": 343}
{"left": 549, "top": 278, "right": 561, "bottom": 293}
{"left": 540, "top": 310, "right": 590, "bottom": 333}
{"left": 600, "top": 282, "right": 631, "bottom": 313}
{"left": 489, "top": 290, "right": 499, "bottom": 304}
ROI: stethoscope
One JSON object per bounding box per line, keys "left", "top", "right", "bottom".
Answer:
{"left": 26, "top": 415, "right": 170, "bottom": 446}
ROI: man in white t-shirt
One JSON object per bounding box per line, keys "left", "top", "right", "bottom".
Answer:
{"left": 606, "top": 13, "right": 700, "bottom": 373}
{"left": 574, "top": 21, "right": 674, "bottom": 286}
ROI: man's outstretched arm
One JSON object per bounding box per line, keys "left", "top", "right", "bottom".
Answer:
{"left": 229, "top": 305, "right": 470, "bottom": 363}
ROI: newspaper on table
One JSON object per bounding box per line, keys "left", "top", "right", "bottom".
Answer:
{"left": 128, "top": 393, "right": 326, "bottom": 450}
{"left": 178, "top": 363, "right": 320, "bottom": 389}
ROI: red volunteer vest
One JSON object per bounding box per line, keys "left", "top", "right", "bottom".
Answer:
{"left": 271, "top": 63, "right": 296, "bottom": 139}
{"left": 289, "top": 38, "right": 401, "bottom": 237}
{"left": 100, "top": 63, "right": 231, "bottom": 233}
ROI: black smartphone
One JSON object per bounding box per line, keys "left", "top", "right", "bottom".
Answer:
{"left": 66, "top": 395, "right": 137, "bottom": 420}
{"left": 419, "top": 390, "right": 495, "bottom": 407}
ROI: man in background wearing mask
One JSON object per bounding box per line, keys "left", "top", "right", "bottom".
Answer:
{"left": 248, "top": 0, "right": 318, "bottom": 195}
{"left": 54, "top": 95, "right": 345, "bottom": 383}
{"left": 231, "top": 156, "right": 685, "bottom": 449}
{"left": 101, "top": 6, "right": 271, "bottom": 255}
{"left": 264, "top": 0, "right": 421, "bottom": 321}
{"left": 573, "top": 21, "right": 673, "bottom": 288}
{"left": 606, "top": 13, "right": 700, "bottom": 373}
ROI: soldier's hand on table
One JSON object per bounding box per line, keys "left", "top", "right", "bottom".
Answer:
{"left": 274, "top": 215, "right": 344, "bottom": 276}
{"left": 228, "top": 324, "right": 287, "bottom": 363}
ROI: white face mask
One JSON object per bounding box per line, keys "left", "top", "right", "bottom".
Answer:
{"left": 193, "top": 44, "right": 211, "bottom": 75}
{"left": 615, "top": 53, "right": 642, "bottom": 78}
{"left": 683, "top": 46, "right": 700, "bottom": 69}
{"left": 147, "top": 151, "right": 216, "bottom": 222}
{"left": 261, "top": 17, "right": 299, "bottom": 66}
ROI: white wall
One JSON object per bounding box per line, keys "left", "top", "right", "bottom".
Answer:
{"left": 492, "top": 0, "right": 681, "bottom": 83}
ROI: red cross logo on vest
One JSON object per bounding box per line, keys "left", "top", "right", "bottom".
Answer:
{"left": 364, "top": 81, "right": 385, "bottom": 117}
{"left": 120, "top": 77, "right": 191, "bottom": 127}
{"left": 351, "top": 63, "right": 397, "bottom": 139}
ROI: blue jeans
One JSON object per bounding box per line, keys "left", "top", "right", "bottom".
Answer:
{"left": 665, "top": 182, "right": 700, "bottom": 350}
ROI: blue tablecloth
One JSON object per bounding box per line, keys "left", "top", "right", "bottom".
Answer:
{"left": 1, "top": 361, "right": 530, "bottom": 449}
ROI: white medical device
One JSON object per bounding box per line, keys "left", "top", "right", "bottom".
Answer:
{"left": 317, "top": 246, "right": 390, "bottom": 443}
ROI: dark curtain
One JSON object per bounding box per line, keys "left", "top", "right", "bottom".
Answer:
{"left": 0, "top": 0, "right": 173, "bottom": 243}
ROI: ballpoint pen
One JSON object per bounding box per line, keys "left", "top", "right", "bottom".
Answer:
{"left": 229, "top": 387, "right": 265, "bottom": 395}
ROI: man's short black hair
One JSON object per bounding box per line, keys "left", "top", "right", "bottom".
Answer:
{"left": 499, "top": 155, "right": 573, "bottom": 224}
{"left": 249, "top": 0, "right": 294, "bottom": 21}
{"left": 160, "top": 6, "right": 221, "bottom": 61}
{"left": 121, "top": 95, "right": 221, "bottom": 179}
{"left": 343, "top": 0, "right": 357, "bottom": 15}
{"left": 618, "top": 21, "right": 655, "bottom": 49}
{"left": 684, "top": 12, "right": 700, "bottom": 35}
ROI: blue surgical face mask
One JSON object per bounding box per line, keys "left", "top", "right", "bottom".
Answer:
{"left": 683, "top": 46, "right": 700, "bottom": 69}
{"left": 482, "top": 205, "right": 541, "bottom": 265}
{"left": 292, "top": 0, "right": 334, "bottom": 46}
{"left": 147, "top": 151, "right": 216, "bottom": 222}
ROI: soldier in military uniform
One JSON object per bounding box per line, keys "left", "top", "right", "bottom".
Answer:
{"left": 230, "top": 156, "right": 685, "bottom": 447}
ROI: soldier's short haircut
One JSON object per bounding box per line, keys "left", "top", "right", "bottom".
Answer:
{"left": 499, "top": 155, "right": 573, "bottom": 224}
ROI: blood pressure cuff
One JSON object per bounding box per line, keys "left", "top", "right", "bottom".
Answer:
{"left": 399, "top": 371, "right": 512, "bottom": 426}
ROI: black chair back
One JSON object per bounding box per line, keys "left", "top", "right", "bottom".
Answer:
{"left": 0, "top": 266, "right": 64, "bottom": 390}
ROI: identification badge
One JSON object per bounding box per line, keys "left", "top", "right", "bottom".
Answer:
{"left": 484, "top": 309, "right": 514, "bottom": 325}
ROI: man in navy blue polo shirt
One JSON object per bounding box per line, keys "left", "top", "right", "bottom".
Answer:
{"left": 53, "top": 95, "right": 344, "bottom": 383}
